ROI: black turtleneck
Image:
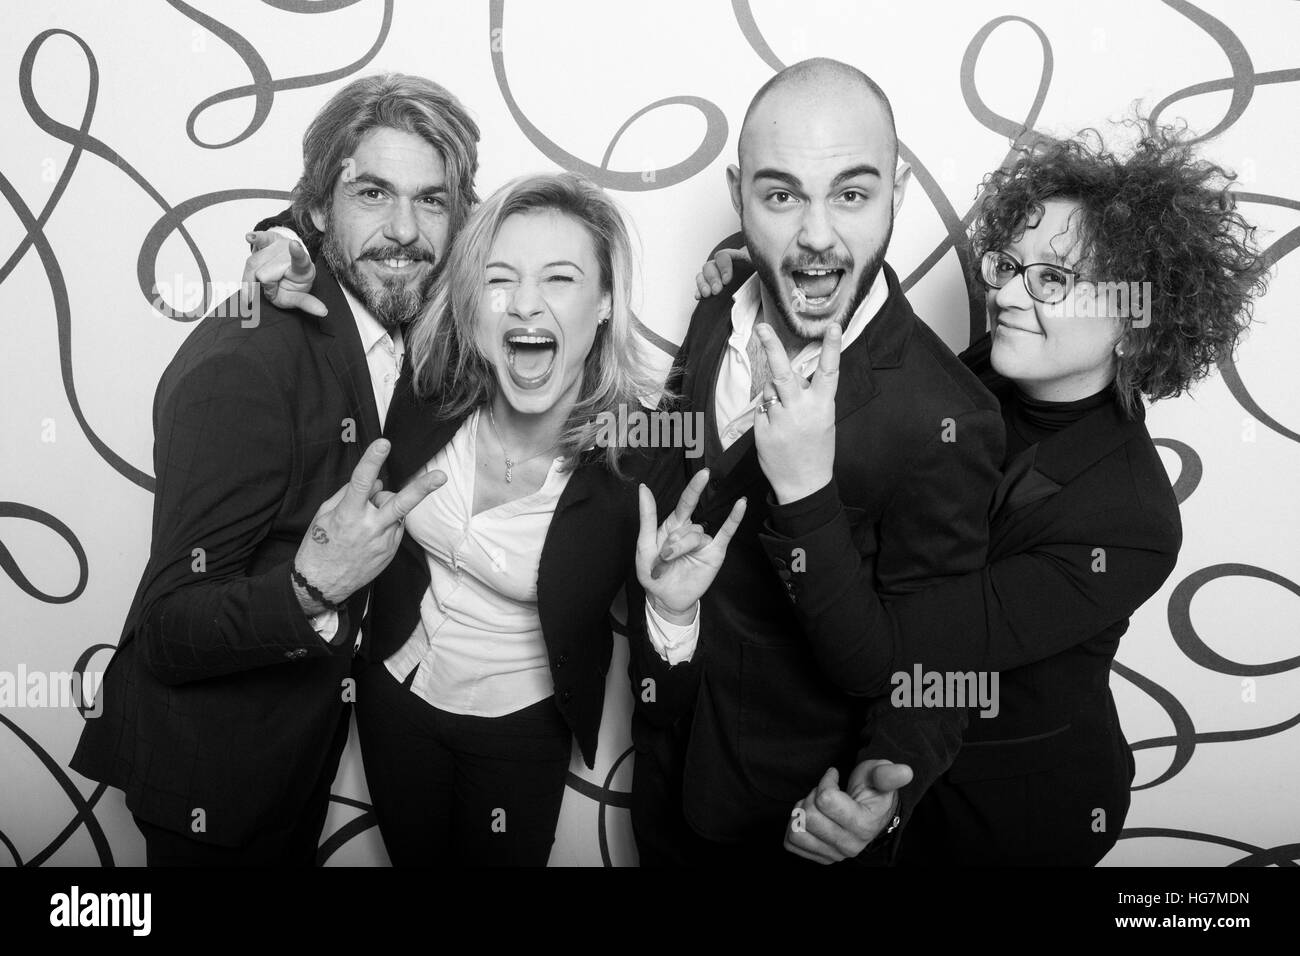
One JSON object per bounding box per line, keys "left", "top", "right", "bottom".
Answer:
{"left": 1003, "top": 385, "right": 1113, "bottom": 461}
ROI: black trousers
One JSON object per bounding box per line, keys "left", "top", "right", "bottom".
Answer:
{"left": 133, "top": 706, "right": 351, "bottom": 867}
{"left": 631, "top": 722, "right": 850, "bottom": 869}
{"left": 354, "top": 661, "right": 573, "bottom": 866}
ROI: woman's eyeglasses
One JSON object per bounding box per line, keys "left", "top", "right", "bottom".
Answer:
{"left": 980, "top": 250, "right": 1082, "bottom": 305}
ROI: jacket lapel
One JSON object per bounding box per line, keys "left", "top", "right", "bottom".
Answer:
{"left": 990, "top": 394, "right": 1144, "bottom": 550}
{"left": 312, "top": 261, "right": 383, "bottom": 451}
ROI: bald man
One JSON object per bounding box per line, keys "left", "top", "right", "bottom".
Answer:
{"left": 629, "top": 59, "right": 1004, "bottom": 866}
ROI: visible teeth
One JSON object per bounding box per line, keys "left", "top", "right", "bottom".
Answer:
{"left": 506, "top": 335, "right": 555, "bottom": 345}
{"left": 382, "top": 258, "right": 411, "bottom": 268}
{"left": 797, "top": 268, "right": 837, "bottom": 275}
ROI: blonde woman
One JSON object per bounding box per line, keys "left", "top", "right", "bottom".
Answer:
{"left": 247, "top": 172, "right": 743, "bottom": 865}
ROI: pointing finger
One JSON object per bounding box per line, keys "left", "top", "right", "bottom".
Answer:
{"left": 754, "top": 324, "right": 799, "bottom": 405}
{"left": 246, "top": 230, "right": 276, "bottom": 252}
{"left": 636, "top": 483, "right": 659, "bottom": 564}
{"left": 287, "top": 238, "right": 312, "bottom": 276}
{"left": 670, "top": 468, "right": 710, "bottom": 526}
{"left": 813, "top": 321, "right": 842, "bottom": 398}
{"left": 708, "top": 496, "right": 747, "bottom": 553}
{"left": 381, "top": 467, "right": 446, "bottom": 525}
{"left": 340, "top": 439, "right": 391, "bottom": 514}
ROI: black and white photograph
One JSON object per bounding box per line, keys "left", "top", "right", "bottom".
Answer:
{"left": 1, "top": 0, "right": 1296, "bottom": 938}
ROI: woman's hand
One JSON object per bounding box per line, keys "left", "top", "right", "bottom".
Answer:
{"left": 242, "top": 230, "right": 327, "bottom": 317}
{"left": 636, "top": 468, "right": 746, "bottom": 621}
{"left": 694, "top": 246, "right": 751, "bottom": 299}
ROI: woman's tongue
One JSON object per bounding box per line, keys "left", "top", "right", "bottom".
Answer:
{"left": 792, "top": 269, "right": 841, "bottom": 301}
{"left": 508, "top": 343, "right": 554, "bottom": 380}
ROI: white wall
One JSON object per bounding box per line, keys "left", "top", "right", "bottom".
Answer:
{"left": 1, "top": 0, "right": 1296, "bottom": 866}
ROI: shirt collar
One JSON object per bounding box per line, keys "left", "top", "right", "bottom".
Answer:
{"left": 729, "top": 267, "right": 889, "bottom": 352}
{"left": 338, "top": 283, "right": 404, "bottom": 355}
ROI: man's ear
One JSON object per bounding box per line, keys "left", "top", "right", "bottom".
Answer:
{"left": 309, "top": 204, "right": 327, "bottom": 235}
{"left": 891, "top": 161, "right": 912, "bottom": 218}
{"left": 726, "top": 164, "right": 743, "bottom": 216}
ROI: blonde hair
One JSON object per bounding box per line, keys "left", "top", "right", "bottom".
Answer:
{"left": 406, "top": 172, "right": 661, "bottom": 477}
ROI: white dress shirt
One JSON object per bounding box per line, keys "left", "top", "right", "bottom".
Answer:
{"left": 386, "top": 409, "right": 564, "bottom": 715}
{"left": 644, "top": 270, "right": 889, "bottom": 664}
{"left": 714, "top": 270, "right": 887, "bottom": 449}
{"left": 383, "top": 409, "right": 699, "bottom": 711}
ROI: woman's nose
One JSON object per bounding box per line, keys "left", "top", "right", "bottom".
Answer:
{"left": 508, "top": 279, "right": 546, "bottom": 319}
{"left": 993, "top": 272, "right": 1034, "bottom": 310}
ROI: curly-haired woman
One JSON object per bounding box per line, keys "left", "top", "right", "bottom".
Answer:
{"left": 699, "top": 124, "right": 1268, "bottom": 865}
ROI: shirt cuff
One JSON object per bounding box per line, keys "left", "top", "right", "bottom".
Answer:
{"left": 767, "top": 478, "right": 841, "bottom": 538}
{"left": 308, "top": 609, "right": 339, "bottom": 643}
{"left": 644, "top": 600, "right": 700, "bottom": 665}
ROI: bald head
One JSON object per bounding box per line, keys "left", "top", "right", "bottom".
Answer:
{"left": 726, "top": 58, "right": 907, "bottom": 343}
{"left": 739, "top": 58, "right": 898, "bottom": 169}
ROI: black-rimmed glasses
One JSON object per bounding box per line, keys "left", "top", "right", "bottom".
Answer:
{"left": 980, "top": 250, "right": 1082, "bottom": 305}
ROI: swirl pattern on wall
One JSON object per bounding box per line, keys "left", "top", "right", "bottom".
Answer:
{"left": 2, "top": 0, "right": 1296, "bottom": 866}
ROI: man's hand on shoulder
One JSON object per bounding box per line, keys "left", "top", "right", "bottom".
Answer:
{"left": 243, "top": 229, "right": 326, "bottom": 317}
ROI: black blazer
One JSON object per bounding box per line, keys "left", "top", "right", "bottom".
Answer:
{"left": 71, "top": 263, "right": 383, "bottom": 846}
{"left": 638, "top": 261, "right": 1006, "bottom": 848}
{"left": 365, "top": 376, "right": 683, "bottom": 770}
{"left": 764, "top": 332, "right": 1183, "bottom": 864}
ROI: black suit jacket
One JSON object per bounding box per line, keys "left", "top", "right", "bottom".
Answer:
{"left": 365, "top": 378, "right": 684, "bottom": 769}
{"left": 637, "top": 261, "right": 1005, "bottom": 849}
{"left": 763, "top": 332, "right": 1183, "bottom": 864}
{"left": 71, "top": 263, "right": 379, "bottom": 846}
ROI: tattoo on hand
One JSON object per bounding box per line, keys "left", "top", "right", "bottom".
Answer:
{"left": 311, "top": 525, "right": 329, "bottom": 544}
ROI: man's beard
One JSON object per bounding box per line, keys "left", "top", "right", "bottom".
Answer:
{"left": 746, "top": 212, "right": 893, "bottom": 341}
{"left": 322, "top": 224, "right": 442, "bottom": 331}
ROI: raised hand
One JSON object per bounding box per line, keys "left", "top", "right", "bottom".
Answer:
{"left": 635, "top": 468, "right": 746, "bottom": 622}
{"left": 292, "top": 439, "right": 445, "bottom": 612}
{"left": 783, "top": 760, "right": 913, "bottom": 864}
{"left": 694, "top": 246, "right": 751, "bottom": 299}
{"left": 243, "top": 230, "right": 326, "bottom": 317}
{"left": 752, "top": 320, "right": 842, "bottom": 504}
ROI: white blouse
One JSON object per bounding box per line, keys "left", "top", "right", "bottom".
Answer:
{"left": 384, "top": 409, "right": 568, "bottom": 717}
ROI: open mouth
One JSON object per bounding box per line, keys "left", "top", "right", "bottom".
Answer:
{"left": 372, "top": 257, "right": 423, "bottom": 271}
{"left": 789, "top": 267, "right": 845, "bottom": 313}
{"left": 503, "top": 327, "right": 558, "bottom": 389}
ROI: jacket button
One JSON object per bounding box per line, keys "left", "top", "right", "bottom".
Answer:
{"left": 556, "top": 654, "right": 568, "bottom": 668}
{"left": 561, "top": 690, "right": 573, "bottom": 704}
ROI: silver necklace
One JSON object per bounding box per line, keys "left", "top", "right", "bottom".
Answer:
{"left": 486, "top": 406, "right": 555, "bottom": 483}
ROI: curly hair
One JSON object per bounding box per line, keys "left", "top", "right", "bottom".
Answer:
{"left": 970, "top": 121, "right": 1269, "bottom": 417}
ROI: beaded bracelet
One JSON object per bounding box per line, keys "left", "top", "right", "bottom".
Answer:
{"left": 291, "top": 565, "right": 341, "bottom": 612}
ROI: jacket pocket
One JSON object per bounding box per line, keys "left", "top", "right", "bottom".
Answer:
{"left": 944, "top": 723, "right": 1074, "bottom": 783}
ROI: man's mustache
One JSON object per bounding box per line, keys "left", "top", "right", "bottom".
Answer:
{"left": 784, "top": 258, "right": 852, "bottom": 271}
{"left": 357, "top": 246, "right": 437, "bottom": 264}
